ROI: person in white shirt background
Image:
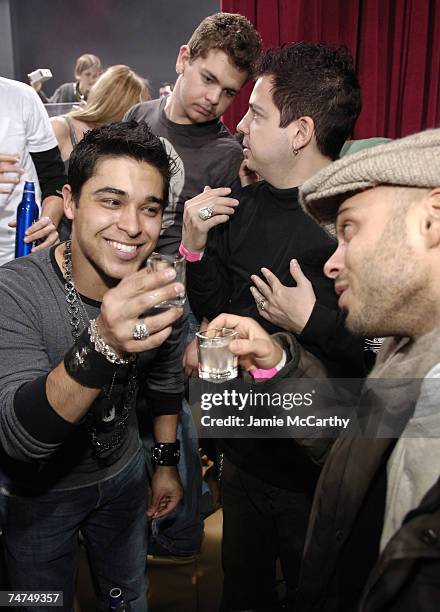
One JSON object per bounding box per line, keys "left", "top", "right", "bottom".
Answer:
{"left": 0, "top": 76, "right": 66, "bottom": 265}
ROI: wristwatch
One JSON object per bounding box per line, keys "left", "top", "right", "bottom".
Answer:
{"left": 151, "top": 441, "right": 180, "bottom": 466}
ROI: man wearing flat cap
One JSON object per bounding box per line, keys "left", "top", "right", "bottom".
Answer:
{"left": 207, "top": 129, "right": 440, "bottom": 611}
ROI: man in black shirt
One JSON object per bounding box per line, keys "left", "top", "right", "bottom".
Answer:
{"left": 182, "top": 44, "right": 363, "bottom": 611}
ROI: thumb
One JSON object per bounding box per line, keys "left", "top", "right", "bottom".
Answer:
{"left": 290, "top": 258, "right": 307, "bottom": 284}
{"left": 230, "top": 338, "right": 281, "bottom": 369}
{"left": 8, "top": 219, "right": 16, "bottom": 228}
{"left": 203, "top": 185, "right": 212, "bottom": 192}
{"left": 230, "top": 338, "right": 270, "bottom": 359}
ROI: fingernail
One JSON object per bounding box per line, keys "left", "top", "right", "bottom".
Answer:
{"left": 291, "top": 259, "right": 297, "bottom": 266}
{"left": 174, "top": 283, "right": 185, "bottom": 294}
{"left": 163, "top": 268, "right": 176, "bottom": 279}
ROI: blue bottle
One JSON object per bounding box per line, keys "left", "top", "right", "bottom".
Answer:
{"left": 15, "top": 181, "right": 39, "bottom": 258}
{"left": 109, "top": 588, "right": 127, "bottom": 611}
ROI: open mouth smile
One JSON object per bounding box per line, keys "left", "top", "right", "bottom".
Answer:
{"left": 105, "top": 239, "right": 142, "bottom": 260}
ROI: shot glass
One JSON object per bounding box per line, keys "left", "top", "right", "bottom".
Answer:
{"left": 196, "top": 328, "right": 239, "bottom": 382}
{"left": 146, "top": 252, "right": 186, "bottom": 308}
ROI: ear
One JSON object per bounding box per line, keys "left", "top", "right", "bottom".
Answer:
{"left": 63, "top": 184, "right": 76, "bottom": 221}
{"left": 176, "top": 45, "right": 190, "bottom": 75}
{"left": 421, "top": 188, "right": 440, "bottom": 248}
{"left": 291, "top": 116, "right": 315, "bottom": 151}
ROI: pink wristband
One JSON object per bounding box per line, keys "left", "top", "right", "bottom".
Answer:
{"left": 179, "top": 242, "right": 204, "bottom": 262}
{"left": 250, "top": 350, "right": 286, "bottom": 380}
{"left": 250, "top": 368, "right": 278, "bottom": 379}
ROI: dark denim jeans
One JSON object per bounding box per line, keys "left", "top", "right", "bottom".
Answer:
{"left": 0, "top": 448, "right": 148, "bottom": 611}
{"left": 144, "top": 398, "right": 214, "bottom": 556}
{"left": 143, "top": 311, "right": 214, "bottom": 557}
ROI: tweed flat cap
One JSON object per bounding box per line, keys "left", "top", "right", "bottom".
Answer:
{"left": 300, "top": 128, "right": 440, "bottom": 224}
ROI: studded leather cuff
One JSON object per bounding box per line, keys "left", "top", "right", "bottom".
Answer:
{"left": 151, "top": 440, "right": 181, "bottom": 466}
{"left": 64, "top": 327, "right": 126, "bottom": 389}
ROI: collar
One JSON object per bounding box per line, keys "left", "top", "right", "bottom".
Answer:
{"left": 158, "top": 97, "right": 224, "bottom": 139}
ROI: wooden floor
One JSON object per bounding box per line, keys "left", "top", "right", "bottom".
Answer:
{"left": 76, "top": 509, "right": 223, "bottom": 611}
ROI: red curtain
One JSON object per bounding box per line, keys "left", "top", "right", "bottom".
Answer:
{"left": 220, "top": 0, "right": 440, "bottom": 139}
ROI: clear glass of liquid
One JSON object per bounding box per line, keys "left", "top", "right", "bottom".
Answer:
{"left": 146, "top": 252, "right": 186, "bottom": 308}
{"left": 196, "top": 328, "right": 239, "bottom": 382}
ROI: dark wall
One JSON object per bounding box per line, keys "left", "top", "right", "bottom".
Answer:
{"left": 10, "top": 0, "right": 219, "bottom": 98}
{"left": 0, "top": 0, "right": 14, "bottom": 78}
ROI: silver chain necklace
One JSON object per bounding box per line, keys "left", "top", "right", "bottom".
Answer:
{"left": 63, "top": 240, "right": 89, "bottom": 339}
{"left": 61, "top": 240, "right": 136, "bottom": 458}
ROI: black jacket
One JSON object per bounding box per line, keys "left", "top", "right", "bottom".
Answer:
{"left": 295, "top": 329, "right": 440, "bottom": 611}
{"left": 187, "top": 181, "right": 365, "bottom": 490}
{"left": 358, "top": 475, "right": 440, "bottom": 612}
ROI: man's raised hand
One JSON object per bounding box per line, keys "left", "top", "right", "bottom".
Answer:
{"left": 207, "top": 313, "right": 283, "bottom": 373}
{"left": 182, "top": 186, "right": 238, "bottom": 252}
{"left": 97, "top": 267, "right": 184, "bottom": 355}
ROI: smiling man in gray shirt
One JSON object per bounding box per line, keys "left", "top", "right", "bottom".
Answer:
{"left": 0, "top": 120, "right": 185, "bottom": 611}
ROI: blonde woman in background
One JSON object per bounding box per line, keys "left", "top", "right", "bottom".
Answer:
{"left": 51, "top": 64, "right": 150, "bottom": 239}
{"left": 51, "top": 64, "right": 150, "bottom": 164}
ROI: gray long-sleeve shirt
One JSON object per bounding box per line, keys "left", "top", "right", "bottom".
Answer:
{"left": 124, "top": 97, "right": 243, "bottom": 255}
{"left": 0, "top": 247, "right": 184, "bottom": 490}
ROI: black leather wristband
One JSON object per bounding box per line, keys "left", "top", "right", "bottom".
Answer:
{"left": 64, "top": 327, "right": 126, "bottom": 389}
{"left": 151, "top": 440, "right": 181, "bottom": 466}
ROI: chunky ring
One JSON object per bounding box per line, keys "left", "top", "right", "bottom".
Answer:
{"left": 198, "top": 206, "right": 214, "bottom": 221}
{"left": 132, "top": 321, "right": 150, "bottom": 341}
{"left": 258, "top": 298, "right": 268, "bottom": 311}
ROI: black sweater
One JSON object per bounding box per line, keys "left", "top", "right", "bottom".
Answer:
{"left": 187, "top": 180, "right": 365, "bottom": 490}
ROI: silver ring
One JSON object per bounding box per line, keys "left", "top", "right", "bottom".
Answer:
{"left": 198, "top": 206, "right": 214, "bottom": 221}
{"left": 132, "top": 321, "right": 150, "bottom": 341}
{"left": 258, "top": 298, "right": 268, "bottom": 311}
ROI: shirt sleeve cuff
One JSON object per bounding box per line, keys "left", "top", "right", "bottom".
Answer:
{"left": 14, "top": 375, "right": 78, "bottom": 444}
{"left": 299, "top": 302, "right": 338, "bottom": 345}
{"left": 145, "top": 389, "right": 183, "bottom": 415}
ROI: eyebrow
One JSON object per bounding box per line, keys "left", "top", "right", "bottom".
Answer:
{"left": 93, "top": 187, "right": 126, "bottom": 197}
{"left": 249, "top": 102, "right": 266, "bottom": 115}
{"left": 336, "top": 204, "right": 354, "bottom": 218}
{"left": 93, "top": 186, "right": 165, "bottom": 206}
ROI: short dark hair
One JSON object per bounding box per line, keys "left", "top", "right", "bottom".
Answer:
{"left": 188, "top": 12, "right": 262, "bottom": 76}
{"left": 255, "top": 43, "right": 362, "bottom": 160}
{"left": 68, "top": 120, "right": 173, "bottom": 203}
